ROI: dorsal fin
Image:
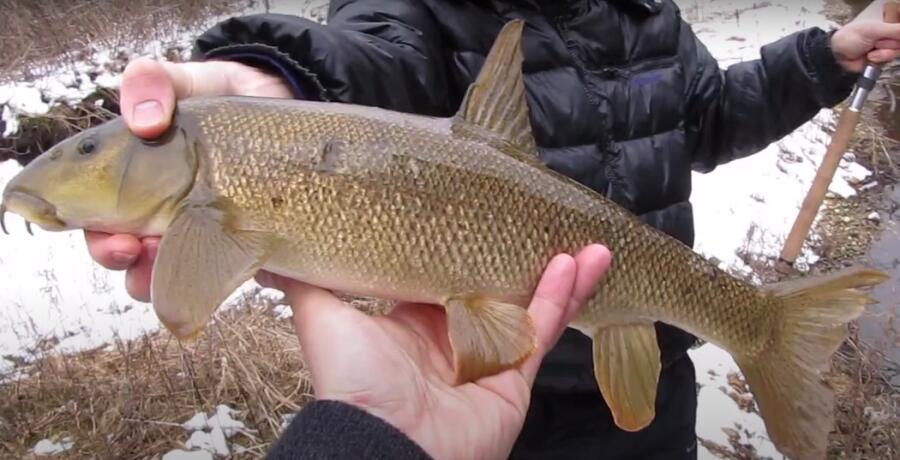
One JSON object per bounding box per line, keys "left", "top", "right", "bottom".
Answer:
{"left": 453, "top": 19, "right": 538, "bottom": 156}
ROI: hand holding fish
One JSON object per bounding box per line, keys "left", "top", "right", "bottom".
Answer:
{"left": 83, "top": 57, "right": 293, "bottom": 301}
{"left": 831, "top": 0, "right": 900, "bottom": 72}
{"left": 259, "top": 245, "right": 612, "bottom": 460}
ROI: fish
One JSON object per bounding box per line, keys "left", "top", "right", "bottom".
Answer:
{"left": 0, "top": 19, "right": 889, "bottom": 460}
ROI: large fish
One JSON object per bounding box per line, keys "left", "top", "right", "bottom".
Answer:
{"left": 0, "top": 20, "right": 888, "bottom": 460}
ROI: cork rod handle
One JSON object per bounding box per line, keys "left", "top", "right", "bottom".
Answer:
{"left": 886, "top": 0, "right": 899, "bottom": 23}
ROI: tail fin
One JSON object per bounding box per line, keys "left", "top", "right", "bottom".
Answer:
{"left": 737, "top": 266, "right": 888, "bottom": 460}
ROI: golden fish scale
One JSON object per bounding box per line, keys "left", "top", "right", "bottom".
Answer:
{"left": 182, "top": 97, "right": 779, "bottom": 356}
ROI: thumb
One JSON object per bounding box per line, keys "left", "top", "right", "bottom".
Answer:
{"left": 119, "top": 58, "right": 235, "bottom": 139}
{"left": 119, "top": 57, "right": 179, "bottom": 139}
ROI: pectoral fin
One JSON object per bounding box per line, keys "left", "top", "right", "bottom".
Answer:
{"left": 445, "top": 294, "right": 537, "bottom": 384}
{"left": 151, "top": 205, "right": 268, "bottom": 340}
{"left": 592, "top": 323, "right": 661, "bottom": 431}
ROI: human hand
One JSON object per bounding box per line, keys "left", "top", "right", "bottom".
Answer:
{"left": 831, "top": 0, "right": 900, "bottom": 72}
{"left": 84, "top": 58, "right": 292, "bottom": 301}
{"left": 259, "top": 244, "right": 612, "bottom": 460}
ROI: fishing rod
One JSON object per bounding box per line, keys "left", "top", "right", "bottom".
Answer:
{"left": 776, "top": 0, "right": 900, "bottom": 274}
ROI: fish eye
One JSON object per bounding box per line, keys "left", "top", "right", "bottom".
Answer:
{"left": 78, "top": 138, "right": 97, "bottom": 155}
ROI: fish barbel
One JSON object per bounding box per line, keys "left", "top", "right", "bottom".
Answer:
{"left": 0, "top": 20, "right": 888, "bottom": 460}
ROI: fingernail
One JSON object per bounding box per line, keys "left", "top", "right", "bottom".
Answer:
{"left": 112, "top": 251, "right": 138, "bottom": 266}
{"left": 132, "top": 100, "right": 163, "bottom": 127}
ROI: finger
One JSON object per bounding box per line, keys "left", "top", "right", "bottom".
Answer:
{"left": 84, "top": 231, "right": 141, "bottom": 270}
{"left": 124, "top": 237, "right": 159, "bottom": 302}
{"left": 119, "top": 58, "right": 178, "bottom": 139}
{"left": 865, "top": 23, "right": 900, "bottom": 42}
{"left": 875, "top": 38, "right": 900, "bottom": 49}
{"left": 867, "top": 48, "right": 900, "bottom": 63}
{"left": 162, "top": 61, "right": 235, "bottom": 99}
{"left": 565, "top": 244, "right": 613, "bottom": 323}
{"left": 518, "top": 253, "right": 577, "bottom": 384}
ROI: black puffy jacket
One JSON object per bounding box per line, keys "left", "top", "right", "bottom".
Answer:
{"left": 192, "top": 0, "right": 859, "bottom": 457}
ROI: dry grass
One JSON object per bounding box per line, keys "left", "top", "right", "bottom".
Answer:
{"left": 0, "top": 288, "right": 394, "bottom": 459}
{"left": 2, "top": 282, "right": 894, "bottom": 459}
{"left": 0, "top": 290, "right": 314, "bottom": 459}
{"left": 0, "top": 0, "right": 254, "bottom": 83}
{"left": 845, "top": 84, "right": 900, "bottom": 185}
{"left": 826, "top": 324, "right": 900, "bottom": 459}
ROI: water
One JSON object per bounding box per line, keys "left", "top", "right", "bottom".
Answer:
{"left": 858, "top": 185, "right": 900, "bottom": 367}
{"left": 856, "top": 76, "right": 900, "bottom": 377}
{"left": 872, "top": 79, "right": 900, "bottom": 142}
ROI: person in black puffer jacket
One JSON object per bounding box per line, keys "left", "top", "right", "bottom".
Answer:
{"left": 82, "top": 0, "right": 900, "bottom": 459}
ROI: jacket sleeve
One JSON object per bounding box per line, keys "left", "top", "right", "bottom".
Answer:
{"left": 682, "top": 25, "right": 860, "bottom": 173}
{"left": 189, "top": 0, "right": 452, "bottom": 115}
{"left": 265, "top": 400, "right": 433, "bottom": 460}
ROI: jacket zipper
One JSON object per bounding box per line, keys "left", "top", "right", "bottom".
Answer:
{"left": 551, "top": 16, "right": 631, "bottom": 205}
{"left": 593, "top": 54, "right": 678, "bottom": 81}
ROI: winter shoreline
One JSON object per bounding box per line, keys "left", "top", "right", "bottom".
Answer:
{"left": 1, "top": 0, "right": 898, "bottom": 458}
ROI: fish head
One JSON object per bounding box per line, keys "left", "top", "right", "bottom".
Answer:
{"left": 1, "top": 117, "right": 197, "bottom": 236}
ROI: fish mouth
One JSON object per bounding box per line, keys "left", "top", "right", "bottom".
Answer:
{"left": 0, "top": 189, "right": 67, "bottom": 234}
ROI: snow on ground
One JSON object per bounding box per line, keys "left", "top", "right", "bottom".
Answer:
{"left": 689, "top": 344, "right": 781, "bottom": 458}
{"left": 32, "top": 436, "right": 74, "bottom": 456}
{"left": 163, "top": 405, "right": 255, "bottom": 458}
{"left": 0, "top": 160, "right": 279, "bottom": 383}
{"left": 0, "top": 161, "right": 159, "bottom": 371}
{"left": 0, "top": 0, "right": 330, "bottom": 136}
{"left": 0, "top": 0, "right": 873, "bottom": 458}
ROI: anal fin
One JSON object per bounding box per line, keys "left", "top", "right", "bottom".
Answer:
{"left": 445, "top": 294, "right": 537, "bottom": 384}
{"left": 592, "top": 322, "right": 661, "bottom": 431}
